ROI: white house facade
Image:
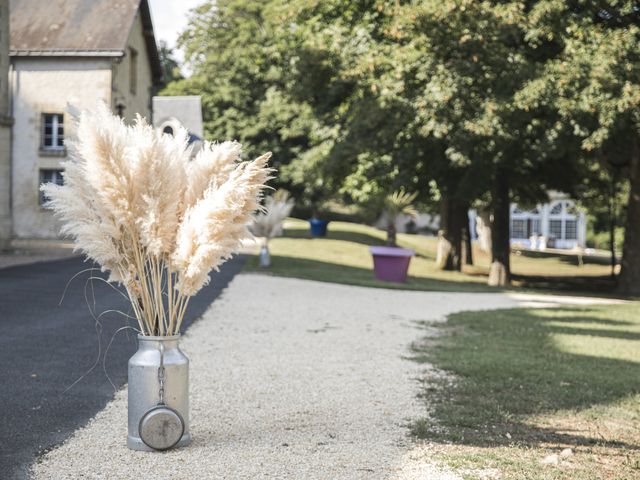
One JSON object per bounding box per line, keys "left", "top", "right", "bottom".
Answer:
{"left": 6, "top": 0, "right": 163, "bottom": 239}
{"left": 468, "top": 192, "right": 587, "bottom": 251}
{"left": 508, "top": 195, "right": 587, "bottom": 250}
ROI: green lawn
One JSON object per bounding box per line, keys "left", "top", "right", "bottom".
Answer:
{"left": 410, "top": 304, "right": 640, "bottom": 480}
{"left": 245, "top": 218, "right": 616, "bottom": 294}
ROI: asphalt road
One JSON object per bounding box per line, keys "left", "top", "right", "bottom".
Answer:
{"left": 0, "top": 255, "right": 245, "bottom": 480}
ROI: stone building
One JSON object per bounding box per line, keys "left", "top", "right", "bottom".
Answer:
{"left": 6, "top": 0, "right": 163, "bottom": 239}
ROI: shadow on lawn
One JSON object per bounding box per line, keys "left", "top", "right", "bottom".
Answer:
{"left": 284, "top": 227, "right": 439, "bottom": 263}
{"left": 512, "top": 273, "right": 618, "bottom": 294}
{"left": 248, "top": 250, "right": 620, "bottom": 297}
{"left": 410, "top": 307, "right": 640, "bottom": 450}
{"left": 516, "top": 248, "right": 614, "bottom": 266}
{"left": 283, "top": 226, "right": 388, "bottom": 246}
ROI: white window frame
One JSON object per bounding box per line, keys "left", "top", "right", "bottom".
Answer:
{"left": 511, "top": 219, "right": 527, "bottom": 239}
{"left": 39, "top": 169, "right": 64, "bottom": 206}
{"left": 531, "top": 219, "right": 541, "bottom": 236}
{"left": 564, "top": 219, "right": 578, "bottom": 240}
{"left": 41, "top": 113, "right": 64, "bottom": 151}
{"left": 549, "top": 219, "right": 563, "bottom": 239}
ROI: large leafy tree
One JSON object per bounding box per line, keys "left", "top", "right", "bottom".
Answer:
{"left": 276, "top": 0, "right": 426, "bottom": 215}
{"left": 379, "top": 1, "right": 577, "bottom": 283}
{"left": 162, "top": 0, "right": 320, "bottom": 192}
{"left": 166, "top": 0, "right": 640, "bottom": 292}
{"left": 282, "top": 1, "right": 584, "bottom": 284}
{"left": 518, "top": 1, "right": 640, "bottom": 293}
{"left": 157, "top": 41, "right": 183, "bottom": 84}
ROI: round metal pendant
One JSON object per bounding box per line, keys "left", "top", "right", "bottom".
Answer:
{"left": 139, "top": 405, "right": 185, "bottom": 451}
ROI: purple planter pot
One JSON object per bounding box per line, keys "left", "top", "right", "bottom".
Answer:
{"left": 369, "top": 246, "right": 414, "bottom": 283}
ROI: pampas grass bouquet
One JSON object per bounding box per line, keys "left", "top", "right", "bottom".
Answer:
{"left": 250, "top": 189, "right": 294, "bottom": 242}
{"left": 43, "top": 104, "right": 272, "bottom": 336}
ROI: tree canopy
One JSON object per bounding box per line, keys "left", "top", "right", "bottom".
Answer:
{"left": 165, "top": 0, "right": 640, "bottom": 290}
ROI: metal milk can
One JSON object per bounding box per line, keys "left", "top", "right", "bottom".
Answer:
{"left": 127, "top": 335, "right": 191, "bottom": 451}
{"left": 258, "top": 244, "right": 271, "bottom": 267}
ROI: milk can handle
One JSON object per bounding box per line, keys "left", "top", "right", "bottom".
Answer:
{"left": 158, "top": 343, "right": 165, "bottom": 405}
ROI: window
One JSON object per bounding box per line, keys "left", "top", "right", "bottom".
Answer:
{"left": 39, "top": 169, "right": 64, "bottom": 206}
{"left": 550, "top": 202, "right": 563, "bottom": 215}
{"left": 549, "top": 219, "right": 562, "bottom": 239}
{"left": 565, "top": 220, "right": 577, "bottom": 240}
{"left": 41, "top": 113, "right": 64, "bottom": 150}
{"left": 511, "top": 219, "right": 526, "bottom": 239}
{"left": 531, "top": 219, "right": 541, "bottom": 236}
{"left": 129, "top": 47, "right": 138, "bottom": 94}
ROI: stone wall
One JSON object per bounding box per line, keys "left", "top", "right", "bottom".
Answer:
{"left": 112, "top": 11, "right": 155, "bottom": 124}
{"left": 0, "top": 0, "right": 12, "bottom": 245}
{"left": 10, "top": 58, "right": 111, "bottom": 238}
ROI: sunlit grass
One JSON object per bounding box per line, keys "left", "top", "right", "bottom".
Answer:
{"left": 411, "top": 304, "right": 640, "bottom": 479}
{"left": 245, "top": 218, "right": 614, "bottom": 293}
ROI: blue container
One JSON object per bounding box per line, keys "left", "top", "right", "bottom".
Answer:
{"left": 309, "top": 218, "right": 329, "bottom": 237}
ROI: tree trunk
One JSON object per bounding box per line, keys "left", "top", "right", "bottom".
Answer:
{"left": 387, "top": 222, "right": 397, "bottom": 247}
{"left": 608, "top": 173, "right": 617, "bottom": 278}
{"left": 618, "top": 140, "right": 640, "bottom": 294}
{"left": 475, "top": 210, "right": 492, "bottom": 253}
{"left": 462, "top": 208, "right": 473, "bottom": 266}
{"left": 488, "top": 170, "right": 511, "bottom": 286}
{"left": 436, "top": 195, "right": 467, "bottom": 271}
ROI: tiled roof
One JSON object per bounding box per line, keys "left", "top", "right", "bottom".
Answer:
{"left": 9, "top": 0, "right": 162, "bottom": 83}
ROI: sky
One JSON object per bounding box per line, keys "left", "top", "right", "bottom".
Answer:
{"left": 148, "top": 0, "right": 205, "bottom": 68}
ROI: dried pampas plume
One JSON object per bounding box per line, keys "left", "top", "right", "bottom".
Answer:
{"left": 42, "top": 104, "right": 273, "bottom": 336}
{"left": 249, "top": 189, "right": 294, "bottom": 241}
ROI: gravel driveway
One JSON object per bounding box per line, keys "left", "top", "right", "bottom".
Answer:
{"left": 31, "top": 274, "right": 620, "bottom": 479}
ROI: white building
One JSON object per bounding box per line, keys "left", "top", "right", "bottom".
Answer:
{"left": 469, "top": 192, "right": 587, "bottom": 250}
{"left": 5, "top": 0, "right": 163, "bottom": 239}
{"left": 384, "top": 192, "right": 587, "bottom": 251}
{"left": 507, "top": 194, "right": 587, "bottom": 250}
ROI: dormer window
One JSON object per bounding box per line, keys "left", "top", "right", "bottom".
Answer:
{"left": 41, "top": 113, "right": 64, "bottom": 151}
{"left": 550, "top": 202, "right": 563, "bottom": 215}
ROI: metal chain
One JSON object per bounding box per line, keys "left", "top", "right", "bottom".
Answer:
{"left": 158, "top": 343, "right": 165, "bottom": 405}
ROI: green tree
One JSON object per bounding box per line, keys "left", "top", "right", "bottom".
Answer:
{"left": 518, "top": 1, "right": 640, "bottom": 293}
{"left": 162, "top": 0, "right": 320, "bottom": 195}
{"left": 158, "top": 40, "right": 183, "bottom": 84}
{"left": 385, "top": 1, "right": 572, "bottom": 283}
{"left": 165, "top": 0, "right": 640, "bottom": 293}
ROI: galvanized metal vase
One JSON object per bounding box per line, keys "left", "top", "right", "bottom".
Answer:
{"left": 127, "top": 334, "right": 191, "bottom": 451}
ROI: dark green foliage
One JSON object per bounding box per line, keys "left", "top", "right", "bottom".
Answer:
{"left": 157, "top": 41, "right": 183, "bottom": 84}
{"left": 163, "top": 0, "right": 640, "bottom": 290}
